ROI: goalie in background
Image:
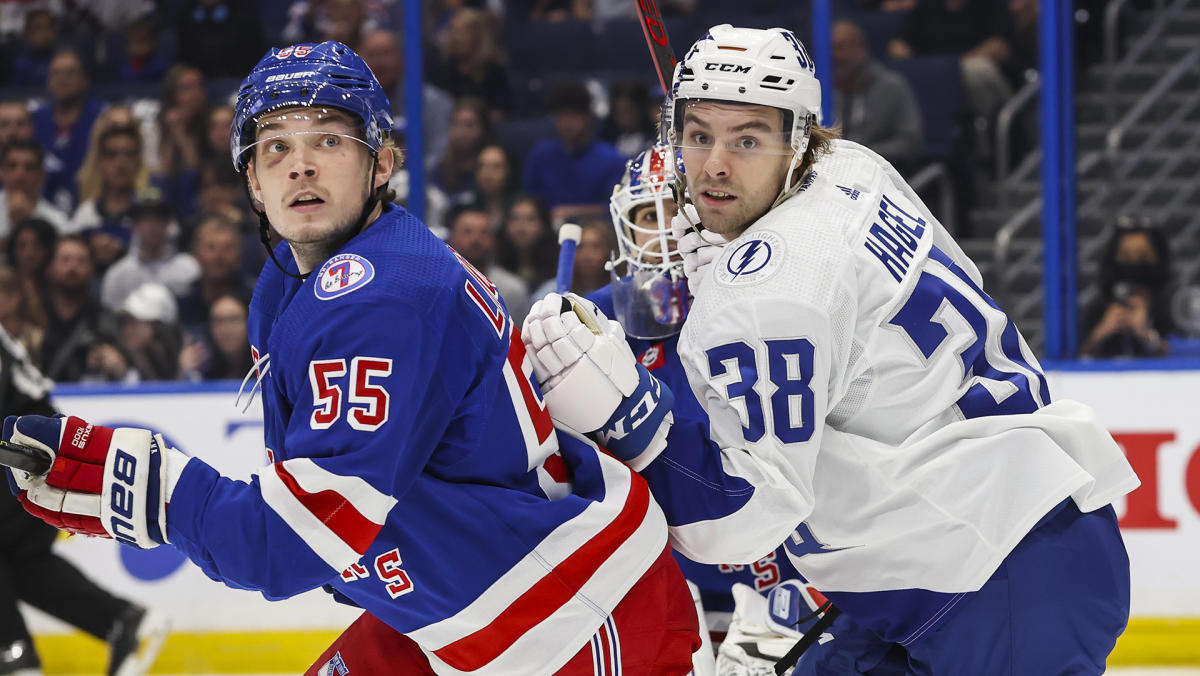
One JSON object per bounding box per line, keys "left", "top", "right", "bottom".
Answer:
{"left": 0, "top": 293, "right": 167, "bottom": 676}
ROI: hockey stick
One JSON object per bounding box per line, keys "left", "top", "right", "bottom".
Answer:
{"left": 555, "top": 223, "right": 583, "bottom": 294}
{"left": 0, "top": 438, "right": 52, "bottom": 476}
{"left": 774, "top": 603, "right": 841, "bottom": 674}
{"left": 634, "top": 0, "right": 678, "bottom": 145}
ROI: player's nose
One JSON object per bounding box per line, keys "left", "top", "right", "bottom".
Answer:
{"left": 287, "top": 144, "right": 318, "bottom": 180}
{"left": 703, "top": 147, "right": 731, "bottom": 178}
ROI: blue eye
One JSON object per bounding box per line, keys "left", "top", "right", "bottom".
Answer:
{"left": 267, "top": 140, "right": 287, "bottom": 153}
{"left": 320, "top": 135, "right": 340, "bottom": 148}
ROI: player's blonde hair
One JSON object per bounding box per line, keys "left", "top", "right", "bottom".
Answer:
{"left": 795, "top": 122, "right": 839, "bottom": 180}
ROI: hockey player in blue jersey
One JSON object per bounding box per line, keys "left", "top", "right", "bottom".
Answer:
{"left": 523, "top": 24, "right": 1139, "bottom": 676}
{"left": 2, "top": 41, "right": 701, "bottom": 675}
{"left": 589, "top": 143, "right": 807, "bottom": 657}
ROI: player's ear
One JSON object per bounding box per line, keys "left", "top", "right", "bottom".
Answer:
{"left": 245, "top": 160, "right": 264, "bottom": 208}
{"left": 373, "top": 146, "right": 396, "bottom": 190}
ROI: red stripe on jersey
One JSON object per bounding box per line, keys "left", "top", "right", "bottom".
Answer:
{"left": 508, "top": 328, "right": 555, "bottom": 444}
{"left": 432, "top": 475, "right": 652, "bottom": 670}
{"left": 273, "top": 463, "right": 383, "bottom": 555}
{"left": 541, "top": 452, "right": 570, "bottom": 483}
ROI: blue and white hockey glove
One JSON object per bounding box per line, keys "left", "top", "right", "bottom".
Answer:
{"left": 3, "top": 414, "right": 189, "bottom": 548}
{"left": 716, "top": 581, "right": 833, "bottom": 676}
{"left": 522, "top": 292, "right": 674, "bottom": 471}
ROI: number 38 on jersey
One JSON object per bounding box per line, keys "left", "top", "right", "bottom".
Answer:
{"left": 706, "top": 338, "right": 817, "bottom": 444}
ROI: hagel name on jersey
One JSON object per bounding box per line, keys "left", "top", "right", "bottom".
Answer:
{"left": 862, "top": 193, "right": 928, "bottom": 283}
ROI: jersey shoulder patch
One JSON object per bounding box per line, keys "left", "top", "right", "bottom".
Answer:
{"left": 314, "top": 253, "right": 375, "bottom": 300}
{"left": 714, "top": 229, "right": 786, "bottom": 288}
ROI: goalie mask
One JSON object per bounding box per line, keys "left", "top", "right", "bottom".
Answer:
{"left": 607, "top": 144, "right": 689, "bottom": 340}
{"left": 668, "top": 24, "right": 821, "bottom": 207}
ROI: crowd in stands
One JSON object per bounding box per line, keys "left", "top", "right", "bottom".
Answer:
{"left": 0, "top": 0, "right": 1166, "bottom": 384}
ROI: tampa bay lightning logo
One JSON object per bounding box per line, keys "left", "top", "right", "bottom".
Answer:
{"left": 716, "top": 230, "right": 785, "bottom": 287}
{"left": 727, "top": 240, "right": 772, "bottom": 277}
{"left": 315, "top": 254, "right": 375, "bottom": 300}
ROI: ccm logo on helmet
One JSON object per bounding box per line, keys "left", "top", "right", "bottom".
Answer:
{"left": 705, "top": 63, "right": 751, "bottom": 73}
{"left": 108, "top": 449, "right": 140, "bottom": 546}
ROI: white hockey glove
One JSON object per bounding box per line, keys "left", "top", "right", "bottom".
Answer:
{"left": 671, "top": 204, "right": 727, "bottom": 298}
{"left": 522, "top": 293, "right": 674, "bottom": 471}
{"left": 3, "top": 414, "right": 189, "bottom": 548}
{"left": 716, "top": 581, "right": 834, "bottom": 676}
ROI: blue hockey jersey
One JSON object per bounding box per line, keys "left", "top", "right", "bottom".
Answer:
{"left": 589, "top": 284, "right": 800, "bottom": 634}
{"left": 165, "top": 205, "right": 668, "bottom": 675}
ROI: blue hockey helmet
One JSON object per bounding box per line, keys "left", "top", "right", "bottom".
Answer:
{"left": 230, "top": 41, "right": 394, "bottom": 173}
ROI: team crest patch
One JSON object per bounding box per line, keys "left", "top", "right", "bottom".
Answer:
{"left": 715, "top": 230, "right": 785, "bottom": 287}
{"left": 315, "top": 254, "right": 375, "bottom": 300}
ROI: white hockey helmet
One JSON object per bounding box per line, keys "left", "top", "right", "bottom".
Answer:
{"left": 668, "top": 24, "right": 822, "bottom": 200}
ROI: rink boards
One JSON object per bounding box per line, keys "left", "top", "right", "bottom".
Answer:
{"left": 22, "top": 371, "right": 1200, "bottom": 672}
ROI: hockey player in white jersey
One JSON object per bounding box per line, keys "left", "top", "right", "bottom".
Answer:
{"left": 523, "top": 24, "right": 1139, "bottom": 675}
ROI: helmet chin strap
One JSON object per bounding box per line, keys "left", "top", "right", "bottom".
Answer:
{"left": 245, "top": 155, "right": 381, "bottom": 281}
{"left": 771, "top": 113, "right": 814, "bottom": 210}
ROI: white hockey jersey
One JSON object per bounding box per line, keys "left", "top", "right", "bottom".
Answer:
{"left": 674, "top": 140, "right": 1139, "bottom": 644}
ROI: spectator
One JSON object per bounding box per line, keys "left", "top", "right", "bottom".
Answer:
{"left": 832, "top": 19, "right": 924, "bottom": 171}
{"left": 203, "top": 105, "right": 236, "bottom": 166}
{"left": 156, "top": 65, "right": 208, "bottom": 180}
{"left": 446, "top": 205, "right": 531, "bottom": 323}
{"left": 99, "top": 188, "right": 199, "bottom": 313}
{"left": 7, "top": 9, "right": 60, "bottom": 88}
{"left": 187, "top": 157, "right": 263, "bottom": 277}
{"left": 435, "top": 97, "right": 494, "bottom": 201}
{"left": 496, "top": 194, "right": 558, "bottom": 290}
{"left": 359, "top": 27, "right": 453, "bottom": 171}
{"left": 529, "top": 0, "right": 592, "bottom": 21}
{"left": 1080, "top": 217, "right": 1174, "bottom": 358}
{"left": 81, "top": 337, "right": 136, "bottom": 383}
{"left": 155, "top": 65, "right": 210, "bottom": 217}
{"left": 107, "top": 13, "right": 170, "bottom": 83}
{"left": 178, "top": 294, "right": 251, "bottom": 381}
{"left": 428, "top": 8, "right": 513, "bottom": 118}
{"left": 522, "top": 81, "right": 626, "bottom": 213}
{"left": 600, "top": 80, "right": 656, "bottom": 159}
{"left": 569, "top": 218, "right": 615, "bottom": 296}
{"left": 175, "top": 0, "right": 264, "bottom": 78}
{"left": 0, "top": 264, "right": 47, "bottom": 363}
{"left": 464, "top": 144, "right": 519, "bottom": 228}
{"left": 70, "top": 120, "right": 150, "bottom": 269}
{"left": 6, "top": 218, "right": 59, "bottom": 290}
{"left": 31, "top": 48, "right": 106, "bottom": 213}
{"left": 888, "top": 0, "right": 1014, "bottom": 145}
{"left": 0, "top": 101, "right": 34, "bottom": 147}
{"left": 117, "top": 281, "right": 181, "bottom": 382}
{"left": 0, "top": 140, "right": 70, "bottom": 238}
{"left": 40, "top": 235, "right": 111, "bottom": 383}
{"left": 177, "top": 214, "right": 252, "bottom": 336}
{"left": 282, "top": 0, "right": 374, "bottom": 51}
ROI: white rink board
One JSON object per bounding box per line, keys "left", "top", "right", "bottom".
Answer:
{"left": 1047, "top": 369, "right": 1200, "bottom": 618}
{"left": 24, "top": 384, "right": 361, "bottom": 635}
{"left": 22, "top": 370, "right": 1200, "bottom": 635}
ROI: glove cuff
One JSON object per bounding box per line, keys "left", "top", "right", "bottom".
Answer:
{"left": 592, "top": 365, "right": 674, "bottom": 469}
